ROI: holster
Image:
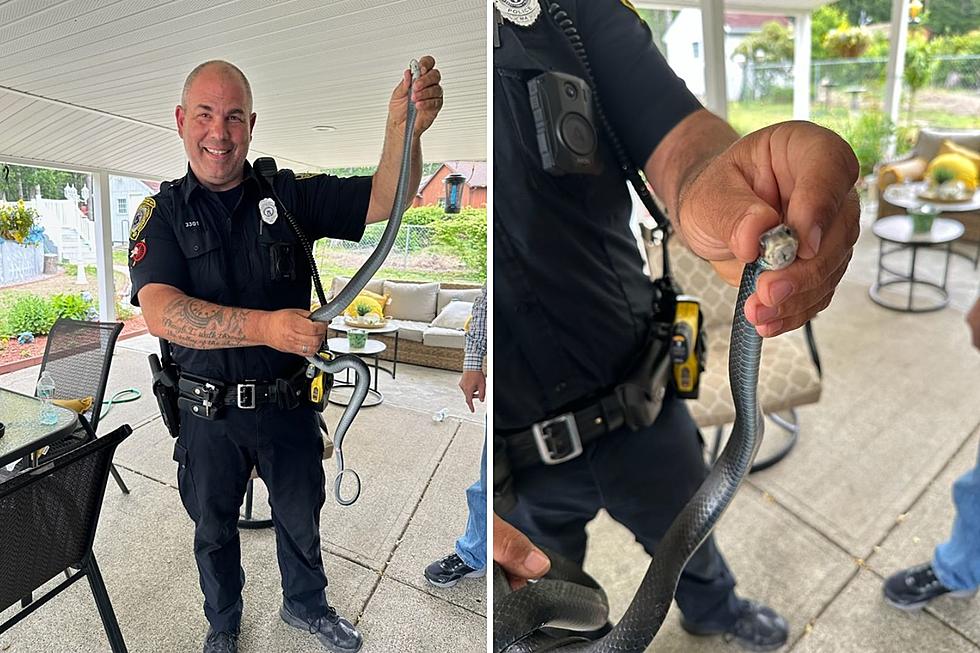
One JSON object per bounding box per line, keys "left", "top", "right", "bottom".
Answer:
{"left": 615, "top": 319, "right": 673, "bottom": 431}
{"left": 148, "top": 353, "right": 181, "bottom": 438}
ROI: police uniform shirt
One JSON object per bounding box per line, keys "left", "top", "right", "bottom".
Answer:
{"left": 128, "top": 161, "right": 371, "bottom": 383}
{"left": 494, "top": 0, "right": 702, "bottom": 431}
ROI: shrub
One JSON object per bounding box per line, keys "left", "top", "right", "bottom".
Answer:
{"left": 50, "top": 293, "right": 94, "bottom": 320}
{"left": 432, "top": 208, "right": 487, "bottom": 278}
{"left": 841, "top": 110, "right": 895, "bottom": 178}
{"left": 6, "top": 294, "right": 57, "bottom": 336}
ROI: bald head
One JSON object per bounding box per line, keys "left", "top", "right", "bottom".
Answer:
{"left": 181, "top": 60, "right": 252, "bottom": 113}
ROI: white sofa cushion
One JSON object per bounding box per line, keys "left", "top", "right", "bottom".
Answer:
{"left": 430, "top": 301, "right": 473, "bottom": 331}
{"left": 384, "top": 281, "right": 439, "bottom": 322}
{"left": 437, "top": 287, "right": 483, "bottom": 314}
{"left": 388, "top": 319, "right": 427, "bottom": 343}
{"left": 331, "top": 276, "right": 384, "bottom": 299}
{"left": 423, "top": 326, "right": 466, "bottom": 349}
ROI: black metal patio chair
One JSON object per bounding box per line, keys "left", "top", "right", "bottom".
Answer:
{"left": 0, "top": 424, "right": 133, "bottom": 652}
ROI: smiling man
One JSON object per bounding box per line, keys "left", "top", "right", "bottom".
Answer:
{"left": 129, "top": 58, "right": 443, "bottom": 653}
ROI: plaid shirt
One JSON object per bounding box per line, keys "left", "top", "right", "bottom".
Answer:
{"left": 464, "top": 285, "right": 487, "bottom": 371}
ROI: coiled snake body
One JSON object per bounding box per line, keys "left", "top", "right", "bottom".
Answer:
{"left": 494, "top": 225, "right": 799, "bottom": 653}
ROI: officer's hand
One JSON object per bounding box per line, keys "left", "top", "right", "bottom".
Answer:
{"left": 494, "top": 513, "right": 551, "bottom": 591}
{"left": 388, "top": 55, "right": 443, "bottom": 138}
{"left": 259, "top": 309, "right": 327, "bottom": 356}
{"left": 677, "top": 121, "right": 861, "bottom": 338}
{"left": 967, "top": 298, "right": 980, "bottom": 351}
{"left": 458, "top": 370, "right": 486, "bottom": 412}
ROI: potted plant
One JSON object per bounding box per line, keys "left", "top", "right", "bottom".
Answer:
{"left": 909, "top": 203, "right": 939, "bottom": 233}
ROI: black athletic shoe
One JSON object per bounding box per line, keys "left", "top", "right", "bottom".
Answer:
{"left": 423, "top": 552, "right": 486, "bottom": 588}
{"left": 681, "top": 598, "right": 789, "bottom": 652}
{"left": 883, "top": 562, "right": 978, "bottom": 611}
{"left": 280, "top": 602, "right": 363, "bottom": 652}
{"left": 203, "top": 628, "right": 239, "bottom": 653}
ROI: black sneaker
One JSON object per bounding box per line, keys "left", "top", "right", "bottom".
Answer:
{"left": 203, "top": 628, "right": 239, "bottom": 653}
{"left": 883, "top": 562, "right": 978, "bottom": 611}
{"left": 681, "top": 598, "right": 789, "bottom": 652}
{"left": 423, "top": 552, "right": 486, "bottom": 588}
{"left": 280, "top": 602, "right": 363, "bottom": 652}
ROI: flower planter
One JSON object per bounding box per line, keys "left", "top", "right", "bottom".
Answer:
{"left": 0, "top": 240, "right": 43, "bottom": 285}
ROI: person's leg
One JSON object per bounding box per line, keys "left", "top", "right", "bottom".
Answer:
{"left": 595, "top": 399, "right": 739, "bottom": 628}
{"left": 455, "top": 435, "right": 488, "bottom": 570}
{"left": 175, "top": 415, "right": 253, "bottom": 634}
{"left": 504, "top": 442, "right": 603, "bottom": 565}
{"left": 255, "top": 407, "right": 329, "bottom": 620}
{"left": 933, "top": 452, "right": 980, "bottom": 591}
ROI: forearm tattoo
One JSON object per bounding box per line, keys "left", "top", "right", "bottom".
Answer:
{"left": 160, "top": 296, "right": 253, "bottom": 349}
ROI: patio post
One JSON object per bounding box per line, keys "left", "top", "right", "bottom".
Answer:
{"left": 92, "top": 171, "right": 116, "bottom": 322}
{"left": 793, "top": 11, "right": 812, "bottom": 121}
{"left": 883, "top": 0, "right": 911, "bottom": 157}
{"left": 700, "top": 0, "right": 728, "bottom": 120}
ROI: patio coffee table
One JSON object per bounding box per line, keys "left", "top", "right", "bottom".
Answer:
{"left": 0, "top": 388, "right": 79, "bottom": 468}
{"left": 328, "top": 320, "right": 400, "bottom": 378}
{"left": 869, "top": 215, "right": 964, "bottom": 313}
{"left": 883, "top": 181, "right": 980, "bottom": 267}
{"left": 326, "top": 337, "right": 388, "bottom": 407}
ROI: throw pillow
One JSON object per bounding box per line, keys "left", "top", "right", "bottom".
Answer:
{"left": 437, "top": 287, "right": 483, "bottom": 314}
{"left": 384, "top": 281, "right": 440, "bottom": 322}
{"left": 343, "top": 295, "right": 385, "bottom": 319}
{"left": 926, "top": 153, "right": 978, "bottom": 191}
{"left": 938, "top": 140, "right": 980, "bottom": 175}
{"left": 430, "top": 301, "right": 474, "bottom": 331}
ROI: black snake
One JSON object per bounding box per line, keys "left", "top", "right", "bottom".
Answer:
{"left": 493, "top": 225, "right": 799, "bottom": 652}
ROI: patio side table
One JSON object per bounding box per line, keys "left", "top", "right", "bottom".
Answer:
{"left": 869, "top": 215, "right": 964, "bottom": 313}
{"left": 883, "top": 182, "right": 980, "bottom": 268}
{"left": 326, "top": 337, "right": 388, "bottom": 408}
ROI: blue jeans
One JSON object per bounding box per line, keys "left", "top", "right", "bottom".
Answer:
{"left": 933, "top": 444, "right": 980, "bottom": 591}
{"left": 455, "top": 435, "right": 487, "bottom": 570}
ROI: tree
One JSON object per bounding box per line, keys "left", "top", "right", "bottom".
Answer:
{"left": 0, "top": 164, "right": 87, "bottom": 202}
{"left": 834, "top": 0, "right": 892, "bottom": 26}
{"left": 923, "top": 0, "right": 980, "bottom": 36}
{"left": 903, "top": 34, "right": 938, "bottom": 122}
{"left": 734, "top": 21, "right": 794, "bottom": 62}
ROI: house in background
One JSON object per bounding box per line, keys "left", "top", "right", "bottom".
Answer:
{"left": 414, "top": 161, "right": 487, "bottom": 209}
{"left": 663, "top": 10, "right": 790, "bottom": 101}
{"left": 109, "top": 177, "right": 158, "bottom": 244}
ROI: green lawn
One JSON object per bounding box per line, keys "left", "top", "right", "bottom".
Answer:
{"left": 316, "top": 260, "right": 484, "bottom": 284}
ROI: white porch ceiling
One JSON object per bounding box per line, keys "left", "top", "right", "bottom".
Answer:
{"left": 0, "top": 0, "right": 487, "bottom": 181}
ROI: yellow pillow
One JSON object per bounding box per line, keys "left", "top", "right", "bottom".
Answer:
{"left": 927, "top": 153, "right": 978, "bottom": 191}
{"left": 938, "top": 140, "right": 980, "bottom": 175}
{"left": 343, "top": 295, "right": 384, "bottom": 319}
{"left": 52, "top": 396, "right": 94, "bottom": 413}
{"left": 358, "top": 290, "right": 391, "bottom": 315}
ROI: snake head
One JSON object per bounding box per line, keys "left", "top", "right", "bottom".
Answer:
{"left": 758, "top": 224, "right": 798, "bottom": 271}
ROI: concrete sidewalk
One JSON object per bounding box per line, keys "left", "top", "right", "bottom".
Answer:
{"left": 586, "top": 206, "right": 980, "bottom": 652}
{"left": 0, "top": 344, "right": 487, "bottom": 652}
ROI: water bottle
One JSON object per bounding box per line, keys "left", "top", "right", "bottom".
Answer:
{"left": 432, "top": 408, "right": 449, "bottom": 423}
{"left": 37, "top": 371, "right": 57, "bottom": 425}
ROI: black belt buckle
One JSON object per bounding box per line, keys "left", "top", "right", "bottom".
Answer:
{"left": 532, "top": 413, "right": 583, "bottom": 465}
{"left": 237, "top": 383, "right": 256, "bottom": 410}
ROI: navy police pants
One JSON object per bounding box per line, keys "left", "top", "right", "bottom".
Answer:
{"left": 173, "top": 405, "right": 328, "bottom": 633}
{"left": 504, "top": 397, "right": 741, "bottom": 629}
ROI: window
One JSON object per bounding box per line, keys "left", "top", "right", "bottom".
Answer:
{"left": 692, "top": 42, "right": 700, "bottom": 58}
{"left": 117, "top": 198, "right": 128, "bottom": 214}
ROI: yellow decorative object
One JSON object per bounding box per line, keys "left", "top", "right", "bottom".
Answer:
{"left": 926, "top": 153, "right": 978, "bottom": 191}
{"left": 938, "top": 140, "right": 980, "bottom": 176}
{"left": 52, "top": 396, "right": 94, "bottom": 413}
{"left": 343, "top": 295, "right": 384, "bottom": 319}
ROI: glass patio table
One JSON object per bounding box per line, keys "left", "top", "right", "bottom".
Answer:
{"left": 0, "top": 388, "right": 79, "bottom": 468}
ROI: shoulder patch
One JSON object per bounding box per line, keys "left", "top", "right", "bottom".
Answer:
{"left": 129, "top": 197, "right": 156, "bottom": 241}
{"left": 294, "top": 172, "right": 323, "bottom": 180}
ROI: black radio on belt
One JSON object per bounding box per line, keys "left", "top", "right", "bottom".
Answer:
{"left": 527, "top": 71, "right": 601, "bottom": 176}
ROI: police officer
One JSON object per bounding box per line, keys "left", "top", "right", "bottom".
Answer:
{"left": 492, "top": 1, "right": 859, "bottom": 650}
{"left": 129, "top": 58, "right": 443, "bottom": 653}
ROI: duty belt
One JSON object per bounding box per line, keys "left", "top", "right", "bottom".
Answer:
{"left": 177, "top": 373, "right": 305, "bottom": 419}
{"left": 501, "top": 393, "right": 630, "bottom": 469}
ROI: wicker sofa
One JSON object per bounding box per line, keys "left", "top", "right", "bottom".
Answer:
{"left": 876, "top": 127, "right": 980, "bottom": 247}
{"left": 326, "top": 276, "right": 483, "bottom": 372}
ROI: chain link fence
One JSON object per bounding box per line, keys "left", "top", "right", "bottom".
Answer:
{"left": 316, "top": 223, "right": 475, "bottom": 279}
{"left": 738, "top": 54, "right": 980, "bottom": 121}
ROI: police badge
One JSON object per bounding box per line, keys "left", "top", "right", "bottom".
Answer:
{"left": 493, "top": 0, "right": 541, "bottom": 27}
{"left": 258, "top": 197, "right": 278, "bottom": 225}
